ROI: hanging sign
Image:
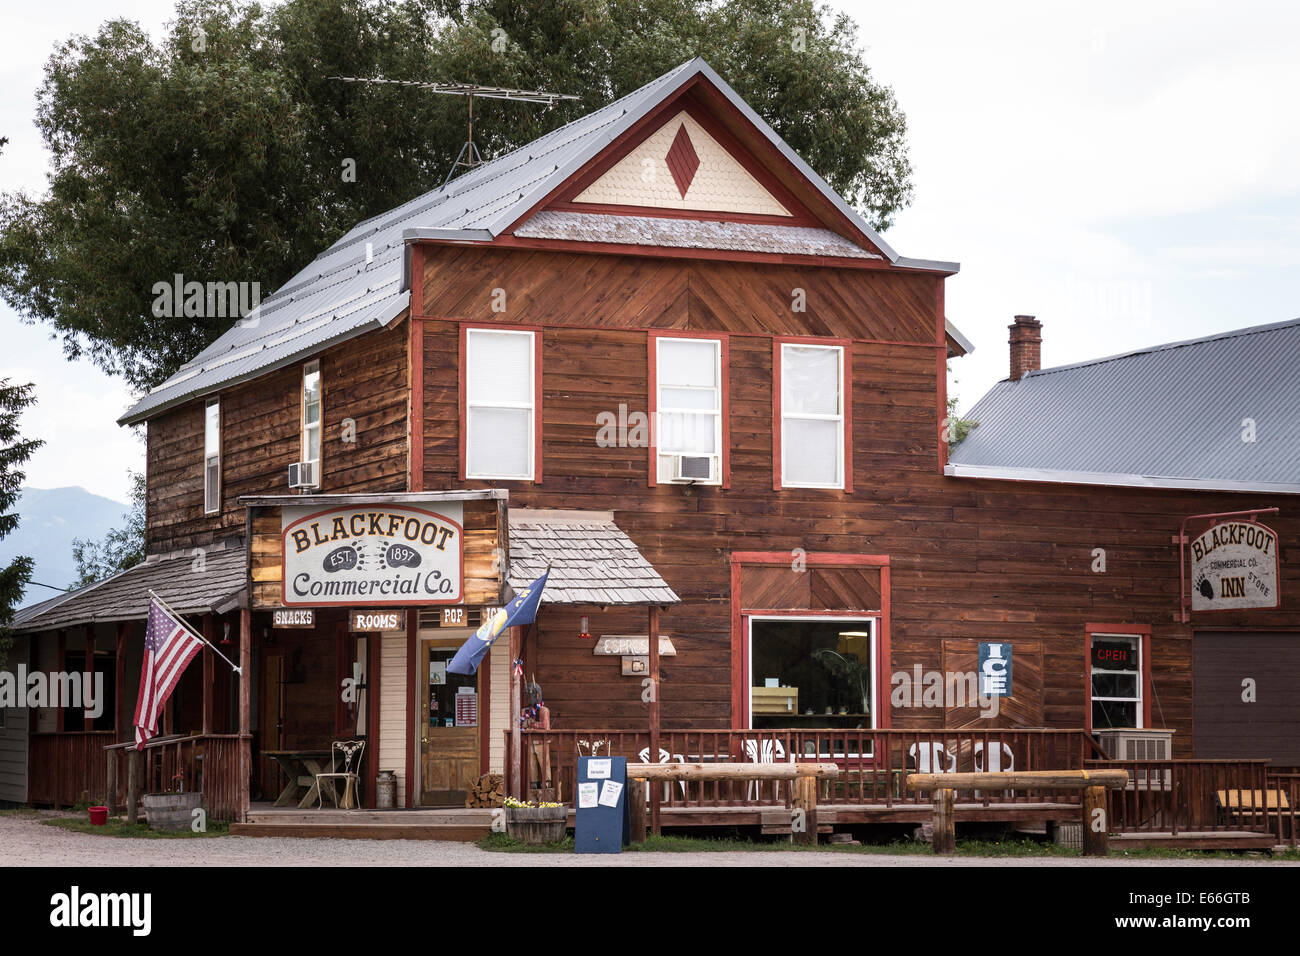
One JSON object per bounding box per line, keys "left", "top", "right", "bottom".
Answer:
{"left": 978, "top": 642, "right": 1012, "bottom": 698}
{"left": 272, "top": 608, "right": 315, "bottom": 628}
{"left": 281, "top": 503, "right": 464, "bottom": 607}
{"left": 349, "top": 609, "right": 406, "bottom": 632}
{"left": 1190, "top": 520, "right": 1280, "bottom": 612}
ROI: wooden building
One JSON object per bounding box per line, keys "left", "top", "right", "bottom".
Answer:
{"left": 6, "top": 59, "right": 1297, "bottom": 841}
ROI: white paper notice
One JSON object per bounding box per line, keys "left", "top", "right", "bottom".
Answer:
{"left": 588, "top": 758, "right": 612, "bottom": 779}
{"left": 577, "top": 782, "right": 599, "bottom": 809}
{"left": 598, "top": 780, "right": 623, "bottom": 807}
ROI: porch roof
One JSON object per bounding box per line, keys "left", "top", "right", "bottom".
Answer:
{"left": 11, "top": 542, "right": 247, "bottom": 633}
{"left": 508, "top": 510, "right": 679, "bottom": 606}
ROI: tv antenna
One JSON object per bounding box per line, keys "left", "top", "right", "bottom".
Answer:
{"left": 329, "top": 76, "right": 579, "bottom": 187}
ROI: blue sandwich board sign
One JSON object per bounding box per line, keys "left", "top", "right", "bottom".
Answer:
{"left": 575, "top": 756, "right": 629, "bottom": 854}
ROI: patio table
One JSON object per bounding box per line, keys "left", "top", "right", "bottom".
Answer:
{"left": 264, "top": 749, "right": 341, "bottom": 809}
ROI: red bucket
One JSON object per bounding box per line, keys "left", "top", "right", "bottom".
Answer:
{"left": 88, "top": 806, "right": 109, "bottom": 826}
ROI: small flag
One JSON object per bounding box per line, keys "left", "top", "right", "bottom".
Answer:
{"left": 134, "top": 599, "right": 205, "bottom": 749}
{"left": 447, "top": 569, "right": 549, "bottom": 675}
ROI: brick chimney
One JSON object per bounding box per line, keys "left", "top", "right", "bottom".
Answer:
{"left": 1008, "top": 315, "right": 1042, "bottom": 381}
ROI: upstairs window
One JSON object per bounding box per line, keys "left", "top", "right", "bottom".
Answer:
{"left": 776, "top": 342, "right": 849, "bottom": 490}
{"left": 464, "top": 328, "right": 537, "bottom": 480}
{"left": 204, "top": 398, "right": 221, "bottom": 514}
{"left": 300, "top": 360, "right": 322, "bottom": 487}
{"left": 653, "top": 335, "right": 724, "bottom": 485}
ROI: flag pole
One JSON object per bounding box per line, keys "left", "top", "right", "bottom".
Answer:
{"left": 148, "top": 589, "right": 243, "bottom": 674}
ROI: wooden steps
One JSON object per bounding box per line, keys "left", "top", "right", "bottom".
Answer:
{"left": 1109, "top": 831, "right": 1278, "bottom": 851}
{"left": 233, "top": 807, "right": 495, "bottom": 841}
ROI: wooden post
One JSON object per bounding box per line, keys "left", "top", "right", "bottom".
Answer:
{"left": 1082, "top": 785, "right": 1108, "bottom": 857}
{"left": 647, "top": 605, "right": 661, "bottom": 836}
{"left": 933, "top": 788, "right": 956, "bottom": 854}
{"left": 628, "top": 777, "right": 647, "bottom": 844}
{"left": 237, "top": 607, "right": 251, "bottom": 823}
{"left": 201, "top": 615, "right": 215, "bottom": 736}
{"left": 114, "top": 622, "right": 129, "bottom": 741}
{"left": 106, "top": 750, "right": 116, "bottom": 810}
{"left": 509, "top": 625, "right": 522, "bottom": 800}
{"left": 126, "top": 749, "right": 139, "bottom": 825}
{"left": 83, "top": 625, "right": 96, "bottom": 731}
{"left": 793, "top": 775, "right": 819, "bottom": 846}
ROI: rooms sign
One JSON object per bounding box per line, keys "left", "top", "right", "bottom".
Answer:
{"left": 281, "top": 503, "right": 464, "bottom": 607}
{"left": 1190, "top": 520, "right": 1280, "bottom": 612}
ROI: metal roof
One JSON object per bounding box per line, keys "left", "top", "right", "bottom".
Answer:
{"left": 121, "top": 58, "right": 963, "bottom": 425}
{"left": 12, "top": 542, "right": 247, "bottom": 632}
{"left": 508, "top": 510, "right": 679, "bottom": 606}
{"left": 947, "top": 318, "right": 1300, "bottom": 494}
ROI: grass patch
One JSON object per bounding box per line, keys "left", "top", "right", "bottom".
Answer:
{"left": 42, "top": 817, "right": 229, "bottom": 839}
{"left": 477, "top": 830, "right": 1300, "bottom": 860}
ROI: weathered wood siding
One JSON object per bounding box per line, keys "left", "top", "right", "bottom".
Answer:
{"left": 0, "top": 636, "right": 30, "bottom": 805}
{"left": 417, "top": 245, "right": 1300, "bottom": 755}
{"left": 145, "top": 322, "right": 410, "bottom": 554}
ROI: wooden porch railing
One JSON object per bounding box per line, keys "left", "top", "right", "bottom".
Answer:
{"left": 1084, "top": 759, "right": 1275, "bottom": 835}
{"left": 27, "top": 732, "right": 115, "bottom": 808}
{"left": 104, "top": 734, "right": 245, "bottom": 822}
{"left": 1266, "top": 771, "right": 1299, "bottom": 846}
{"left": 513, "top": 728, "right": 1096, "bottom": 808}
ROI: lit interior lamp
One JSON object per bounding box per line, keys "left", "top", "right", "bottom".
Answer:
{"left": 579, "top": 616, "right": 591, "bottom": 640}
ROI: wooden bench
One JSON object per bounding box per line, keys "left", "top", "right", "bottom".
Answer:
{"left": 907, "top": 769, "right": 1129, "bottom": 856}
{"left": 624, "top": 762, "right": 840, "bottom": 844}
{"left": 1217, "top": 788, "right": 1290, "bottom": 828}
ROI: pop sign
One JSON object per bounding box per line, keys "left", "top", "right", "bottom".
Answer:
{"left": 1190, "top": 520, "right": 1280, "bottom": 612}
{"left": 281, "top": 504, "right": 464, "bottom": 607}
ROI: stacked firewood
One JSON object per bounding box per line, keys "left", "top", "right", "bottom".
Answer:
{"left": 465, "top": 773, "right": 505, "bottom": 808}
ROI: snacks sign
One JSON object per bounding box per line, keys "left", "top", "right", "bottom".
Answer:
{"left": 281, "top": 504, "right": 464, "bottom": 607}
{"left": 1190, "top": 520, "right": 1280, "bottom": 612}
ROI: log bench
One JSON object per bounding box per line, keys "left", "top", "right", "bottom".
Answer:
{"left": 623, "top": 762, "right": 840, "bottom": 844}
{"left": 907, "top": 769, "right": 1129, "bottom": 856}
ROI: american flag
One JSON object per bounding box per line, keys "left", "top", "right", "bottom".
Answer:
{"left": 134, "top": 599, "right": 205, "bottom": 749}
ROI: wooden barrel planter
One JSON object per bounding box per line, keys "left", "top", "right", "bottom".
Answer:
{"left": 505, "top": 806, "right": 568, "bottom": 844}
{"left": 142, "top": 792, "right": 204, "bottom": 832}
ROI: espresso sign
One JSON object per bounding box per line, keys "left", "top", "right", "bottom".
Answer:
{"left": 281, "top": 503, "right": 464, "bottom": 607}
{"left": 1190, "top": 520, "right": 1280, "bottom": 612}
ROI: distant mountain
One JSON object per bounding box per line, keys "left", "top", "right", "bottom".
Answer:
{"left": 0, "top": 486, "right": 130, "bottom": 608}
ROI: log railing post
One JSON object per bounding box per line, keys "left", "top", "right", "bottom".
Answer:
{"left": 933, "top": 787, "right": 956, "bottom": 854}
{"left": 628, "top": 777, "right": 647, "bottom": 844}
{"left": 793, "top": 775, "right": 818, "bottom": 846}
{"left": 1082, "top": 785, "right": 1108, "bottom": 856}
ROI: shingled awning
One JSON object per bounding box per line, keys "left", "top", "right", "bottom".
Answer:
{"left": 508, "top": 510, "right": 679, "bottom": 606}
{"left": 12, "top": 542, "right": 247, "bottom": 633}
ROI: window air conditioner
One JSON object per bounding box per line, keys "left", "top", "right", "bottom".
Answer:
{"left": 1095, "top": 728, "right": 1174, "bottom": 791}
{"left": 288, "top": 460, "right": 318, "bottom": 489}
{"left": 672, "top": 454, "right": 713, "bottom": 482}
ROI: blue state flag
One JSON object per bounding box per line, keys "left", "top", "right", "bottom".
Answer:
{"left": 446, "top": 569, "right": 549, "bottom": 675}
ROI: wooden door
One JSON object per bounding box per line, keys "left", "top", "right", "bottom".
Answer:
{"left": 258, "top": 652, "right": 285, "bottom": 800}
{"left": 941, "top": 640, "right": 1044, "bottom": 728}
{"left": 419, "top": 636, "right": 481, "bottom": 805}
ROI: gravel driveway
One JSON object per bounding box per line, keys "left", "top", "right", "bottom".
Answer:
{"left": 3, "top": 811, "right": 1295, "bottom": 867}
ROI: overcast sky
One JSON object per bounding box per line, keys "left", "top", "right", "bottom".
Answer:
{"left": 4, "top": 0, "right": 1299, "bottom": 502}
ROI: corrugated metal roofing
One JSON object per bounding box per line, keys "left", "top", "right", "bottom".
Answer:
{"left": 947, "top": 318, "right": 1300, "bottom": 492}
{"left": 121, "top": 58, "right": 964, "bottom": 425}
{"left": 508, "top": 511, "right": 679, "bottom": 606}
{"left": 12, "top": 543, "right": 247, "bottom": 632}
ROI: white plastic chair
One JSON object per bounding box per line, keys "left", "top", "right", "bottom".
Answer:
{"left": 908, "top": 742, "right": 956, "bottom": 774}
{"left": 637, "top": 746, "right": 686, "bottom": 801}
{"left": 973, "top": 742, "right": 1014, "bottom": 798}
{"left": 743, "top": 738, "right": 791, "bottom": 801}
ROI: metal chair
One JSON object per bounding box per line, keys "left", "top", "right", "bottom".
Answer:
{"left": 316, "top": 740, "right": 365, "bottom": 809}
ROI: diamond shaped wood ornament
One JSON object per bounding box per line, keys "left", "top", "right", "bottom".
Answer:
{"left": 664, "top": 123, "right": 700, "bottom": 198}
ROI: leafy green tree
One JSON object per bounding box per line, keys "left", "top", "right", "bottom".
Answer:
{"left": 0, "top": 0, "right": 912, "bottom": 391}
{"left": 71, "top": 470, "right": 146, "bottom": 589}
{"left": 0, "top": 379, "right": 43, "bottom": 669}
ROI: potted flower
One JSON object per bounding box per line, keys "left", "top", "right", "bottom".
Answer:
{"left": 503, "top": 796, "right": 567, "bottom": 844}
{"left": 141, "top": 770, "right": 204, "bottom": 832}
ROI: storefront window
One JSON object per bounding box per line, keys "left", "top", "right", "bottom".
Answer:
{"left": 1090, "top": 634, "right": 1142, "bottom": 729}
{"left": 749, "top": 618, "right": 874, "bottom": 729}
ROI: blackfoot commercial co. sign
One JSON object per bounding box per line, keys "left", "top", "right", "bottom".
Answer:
{"left": 1190, "top": 519, "right": 1280, "bottom": 612}
{"left": 281, "top": 503, "right": 464, "bottom": 607}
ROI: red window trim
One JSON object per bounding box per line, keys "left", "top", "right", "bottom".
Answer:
{"left": 772, "top": 337, "right": 853, "bottom": 493}
{"left": 729, "top": 552, "right": 890, "bottom": 730}
{"left": 1083, "top": 623, "right": 1153, "bottom": 731}
{"left": 647, "top": 330, "right": 730, "bottom": 489}
{"left": 459, "top": 323, "right": 544, "bottom": 483}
